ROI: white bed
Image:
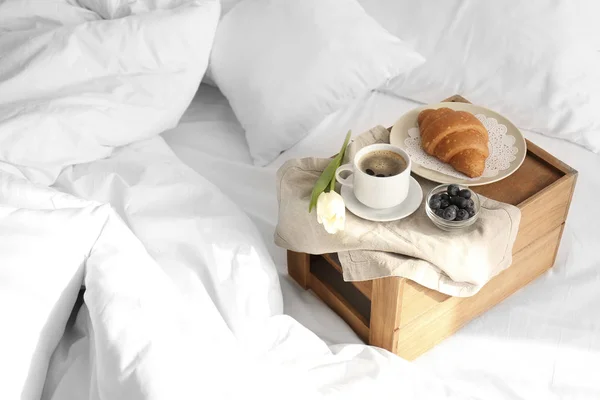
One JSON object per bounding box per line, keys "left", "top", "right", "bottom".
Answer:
{"left": 2, "top": 0, "right": 599, "bottom": 399}
{"left": 164, "top": 83, "right": 600, "bottom": 399}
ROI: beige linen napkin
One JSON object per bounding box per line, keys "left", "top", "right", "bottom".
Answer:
{"left": 274, "top": 126, "right": 521, "bottom": 297}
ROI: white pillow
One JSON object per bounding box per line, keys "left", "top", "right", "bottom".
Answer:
{"left": 201, "top": 0, "right": 243, "bottom": 86}
{"left": 220, "top": 0, "right": 243, "bottom": 15}
{"left": 358, "top": 0, "right": 600, "bottom": 153}
{"left": 209, "top": 0, "right": 425, "bottom": 166}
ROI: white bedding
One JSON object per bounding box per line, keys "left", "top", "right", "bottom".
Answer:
{"left": 2, "top": 1, "right": 599, "bottom": 399}
{"left": 0, "top": 2, "right": 470, "bottom": 399}
{"left": 163, "top": 84, "right": 600, "bottom": 399}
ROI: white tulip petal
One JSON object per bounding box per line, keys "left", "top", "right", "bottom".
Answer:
{"left": 316, "top": 191, "right": 346, "bottom": 234}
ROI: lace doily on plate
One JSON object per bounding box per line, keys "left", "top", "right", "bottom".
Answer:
{"left": 405, "top": 114, "right": 518, "bottom": 180}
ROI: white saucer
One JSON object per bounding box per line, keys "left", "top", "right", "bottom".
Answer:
{"left": 340, "top": 176, "right": 423, "bottom": 222}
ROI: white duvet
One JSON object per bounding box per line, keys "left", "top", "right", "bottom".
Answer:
{"left": 0, "top": 2, "right": 469, "bottom": 399}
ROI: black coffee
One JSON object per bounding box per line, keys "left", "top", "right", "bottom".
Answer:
{"left": 359, "top": 150, "right": 407, "bottom": 177}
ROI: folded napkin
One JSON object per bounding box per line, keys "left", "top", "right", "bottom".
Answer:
{"left": 275, "top": 126, "right": 521, "bottom": 297}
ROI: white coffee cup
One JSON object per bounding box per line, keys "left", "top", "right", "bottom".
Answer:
{"left": 335, "top": 144, "right": 411, "bottom": 209}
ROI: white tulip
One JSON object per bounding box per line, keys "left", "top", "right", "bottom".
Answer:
{"left": 316, "top": 191, "right": 346, "bottom": 234}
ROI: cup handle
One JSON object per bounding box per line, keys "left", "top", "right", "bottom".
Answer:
{"left": 335, "top": 164, "right": 354, "bottom": 188}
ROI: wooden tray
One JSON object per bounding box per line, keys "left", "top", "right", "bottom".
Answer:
{"left": 287, "top": 95, "right": 578, "bottom": 360}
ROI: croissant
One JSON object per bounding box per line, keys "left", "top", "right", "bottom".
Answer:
{"left": 417, "top": 108, "right": 489, "bottom": 178}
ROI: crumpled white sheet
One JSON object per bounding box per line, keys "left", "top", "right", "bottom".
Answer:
{"left": 0, "top": 1, "right": 472, "bottom": 399}
{"left": 0, "top": 172, "right": 260, "bottom": 400}
{"left": 0, "top": 0, "right": 219, "bottom": 185}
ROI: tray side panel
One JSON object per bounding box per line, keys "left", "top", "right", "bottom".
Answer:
{"left": 322, "top": 253, "right": 372, "bottom": 298}
{"left": 308, "top": 273, "right": 370, "bottom": 343}
{"left": 514, "top": 173, "right": 576, "bottom": 252}
{"left": 394, "top": 224, "right": 563, "bottom": 360}
{"left": 310, "top": 256, "right": 372, "bottom": 321}
{"left": 288, "top": 250, "right": 310, "bottom": 289}
{"left": 370, "top": 277, "right": 404, "bottom": 354}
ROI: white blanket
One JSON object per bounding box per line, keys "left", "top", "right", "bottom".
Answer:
{"left": 0, "top": 2, "right": 470, "bottom": 399}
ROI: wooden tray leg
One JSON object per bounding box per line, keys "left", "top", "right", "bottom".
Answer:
{"left": 287, "top": 250, "right": 310, "bottom": 289}
{"left": 369, "top": 276, "right": 403, "bottom": 354}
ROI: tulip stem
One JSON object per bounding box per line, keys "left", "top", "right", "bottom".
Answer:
{"left": 308, "top": 130, "right": 351, "bottom": 212}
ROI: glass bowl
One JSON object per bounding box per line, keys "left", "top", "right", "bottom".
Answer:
{"left": 425, "top": 183, "right": 480, "bottom": 231}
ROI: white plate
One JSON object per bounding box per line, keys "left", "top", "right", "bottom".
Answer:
{"left": 389, "top": 102, "right": 527, "bottom": 186}
{"left": 341, "top": 176, "right": 423, "bottom": 222}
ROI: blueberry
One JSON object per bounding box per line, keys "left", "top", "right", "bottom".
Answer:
{"left": 440, "top": 199, "right": 450, "bottom": 209}
{"left": 449, "top": 196, "right": 462, "bottom": 206}
{"left": 431, "top": 193, "right": 442, "bottom": 201}
{"left": 366, "top": 169, "right": 375, "bottom": 176}
{"left": 443, "top": 206, "right": 457, "bottom": 221}
{"left": 467, "top": 208, "right": 476, "bottom": 218}
{"left": 376, "top": 173, "right": 385, "bottom": 177}
{"left": 429, "top": 198, "right": 442, "bottom": 210}
{"left": 446, "top": 205, "right": 459, "bottom": 213}
{"left": 440, "top": 193, "right": 450, "bottom": 202}
{"left": 455, "top": 209, "right": 469, "bottom": 221}
{"left": 458, "top": 189, "right": 471, "bottom": 199}
{"left": 457, "top": 197, "right": 469, "bottom": 209}
{"left": 466, "top": 199, "right": 475, "bottom": 209}
{"left": 435, "top": 208, "right": 445, "bottom": 218}
{"left": 447, "top": 184, "right": 460, "bottom": 196}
